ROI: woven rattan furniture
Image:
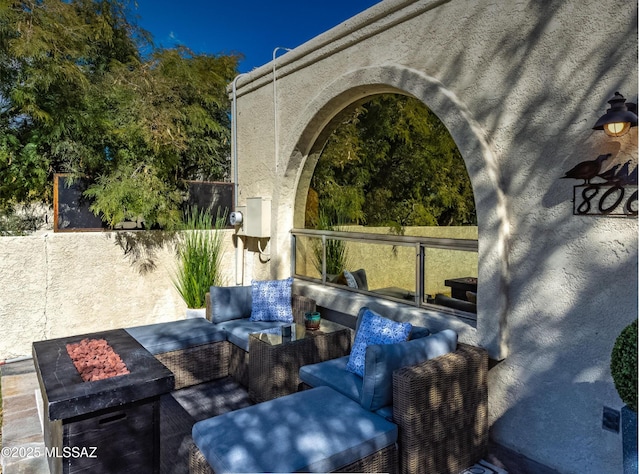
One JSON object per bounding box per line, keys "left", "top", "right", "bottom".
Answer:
{"left": 189, "top": 386, "right": 398, "bottom": 474}
{"left": 188, "top": 442, "right": 397, "bottom": 474}
{"left": 126, "top": 292, "right": 317, "bottom": 391}
{"left": 300, "top": 341, "right": 488, "bottom": 474}
{"left": 206, "top": 292, "right": 319, "bottom": 388}
{"left": 248, "top": 321, "right": 352, "bottom": 402}
{"left": 154, "top": 342, "right": 230, "bottom": 390}
{"left": 392, "top": 343, "right": 488, "bottom": 474}
{"left": 126, "top": 318, "right": 230, "bottom": 390}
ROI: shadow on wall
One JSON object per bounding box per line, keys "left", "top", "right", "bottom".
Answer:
{"left": 109, "top": 231, "right": 178, "bottom": 275}
{"left": 461, "top": 4, "right": 638, "bottom": 470}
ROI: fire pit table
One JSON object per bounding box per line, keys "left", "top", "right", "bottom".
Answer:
{"left": 32, "top": 329, "right": 174, "bottom": 474}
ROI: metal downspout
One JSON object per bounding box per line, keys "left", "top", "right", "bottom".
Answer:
{"left": 232, "top": 73, "right": 246, "bottom": 285}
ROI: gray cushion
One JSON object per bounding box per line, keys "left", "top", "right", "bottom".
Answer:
{"left": 375, "top": 405, "right": 394, "bottom": 422}
{"left": 299, "top": 356, "right": 362, "bottom": 403}
{"left": 351, "top": 268, "right": 368, "bottom": 290}
{"left": 331, "top": 269, "right": 368, "bottom": 290}
{"left": 360, "top": 329, "right": 458, "bottom": 411}
{"left": 192, "top": 386, "right": 397, "bottom": 473}
{"left": 214, "top": 318, "right": 286, "bottom": 351}
{"left": 209, "top": 285, "right": 252, "bottom": 323}
{"left": 125, "top": 319, "right": 227, "bottom": 355}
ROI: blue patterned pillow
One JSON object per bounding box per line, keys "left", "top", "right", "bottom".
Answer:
{"left": 346, "top": 308, "right": 412, "bottom": 377}
{"left": 343, "top": 270, "right": 358, "bottom": 288}
{"left": 249, "top": 278, "right": 294, "bottom": 323}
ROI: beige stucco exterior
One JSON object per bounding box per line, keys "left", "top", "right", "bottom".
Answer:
{"left": 0, "top": 0, "right": 636, "bottom": 472}
{"left": 0, "top": 230, "right": 237, "bottom": 360}
{"left": 229, "top": 0, "right": 638, "bottom": 472}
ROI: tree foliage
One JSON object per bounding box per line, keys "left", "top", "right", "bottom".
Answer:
{"left": 0, "top": 0, "right": 240, "bottom": 228}
{"left": 309, "top": 94, "right": 476, "bottom": 229}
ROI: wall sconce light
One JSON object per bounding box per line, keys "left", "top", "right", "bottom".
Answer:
{"left": 593, "top": 92, "right": 638, "bottom": 137}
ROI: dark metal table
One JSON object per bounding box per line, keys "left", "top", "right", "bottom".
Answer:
{"left": 32, "top": 329, "right": 174, "bottom": 474}
{"left": 248, "top": 321, "right": 352, "bottom": 403}
{"left": 444, "top": 276, "right": 478, "bottom": 301}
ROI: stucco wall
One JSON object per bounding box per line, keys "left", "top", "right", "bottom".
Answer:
{"left": 0, "top": 230, "right": 237, "bottom": 359}
{"left": 231, "top": 0, "right": 638, "bottom": 472}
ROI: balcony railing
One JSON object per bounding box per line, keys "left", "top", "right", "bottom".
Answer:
{"left": 291, "top": 228, "right": 479, "bottom": 316}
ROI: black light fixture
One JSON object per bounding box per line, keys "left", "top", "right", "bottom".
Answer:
{"left": 593, "top": 92, "right": 638, "bottom": 137}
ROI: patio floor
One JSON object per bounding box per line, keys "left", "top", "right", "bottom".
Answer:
{"left": 0, "top": 359, "right": 550, "bottom": 474}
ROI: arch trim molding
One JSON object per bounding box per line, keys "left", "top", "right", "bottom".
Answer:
{"left": 276, "top": 64, "right": 510, "bottom": 359}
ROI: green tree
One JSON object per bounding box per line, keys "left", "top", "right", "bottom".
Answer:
{"left": 310, "top": 94, "right": 476, "bottom": 229}
{"left": 0, "top": 0, "right": 239, "bottom": 228}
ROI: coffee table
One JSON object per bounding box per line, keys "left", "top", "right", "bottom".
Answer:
{"left": 247, "top": 320, "right": 352, "bottom": 403}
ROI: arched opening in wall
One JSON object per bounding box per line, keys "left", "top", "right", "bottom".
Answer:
{"left": 293, "top": 93, "right": 479, "bottom": 318}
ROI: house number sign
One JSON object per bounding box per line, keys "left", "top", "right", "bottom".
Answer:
{"left": 561, "top": 154, "right": 638, "bottom": 217}
{"left": 573, "top": 184, "right": 637, "bottom": 216}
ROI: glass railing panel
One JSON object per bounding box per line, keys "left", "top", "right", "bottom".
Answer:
{"left": 294, "top": 235, "right": 323, "bottom": 280}
{"left": 340, "top": 240, "right": 416, "bottom": 302}
{"left": 423, "top": 247, "right": 478, "bottom": 312}
{"left": 292, "top": 228, "right": 478, "bottom": 315}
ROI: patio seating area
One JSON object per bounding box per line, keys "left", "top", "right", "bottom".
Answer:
{"left": 2, "top": 360, "right": 523, "bottom": 474}
{"left": 0, "top": 285, "right": 557, "bottom": 473}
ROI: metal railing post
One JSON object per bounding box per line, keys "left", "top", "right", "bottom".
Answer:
{"left": 321, "top": 234, "right": 327, "bottom": 284}
{"left": 416, "top": 243, "right": 424, "bottom": 307}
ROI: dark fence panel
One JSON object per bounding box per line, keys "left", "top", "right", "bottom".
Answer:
{"left": 185, "top": 180, "right": 234, "bottom": 223}
{"left": 54, "top": 175, "right": 234, "bottom": 232}
{"left": 53, "top": 174, "right": 106, "bottom": 232}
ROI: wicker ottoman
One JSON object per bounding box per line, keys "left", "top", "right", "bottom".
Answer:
{"left": 126, "top": 318, "right": 229, "bottom": 390}
{"left": 190, "top": 386, "right": 398, "bottom": 473}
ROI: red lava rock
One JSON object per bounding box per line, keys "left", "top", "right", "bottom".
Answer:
{"left": 66, "top": 338, "right": 131, "bottom": 382}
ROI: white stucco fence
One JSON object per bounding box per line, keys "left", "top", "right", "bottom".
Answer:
{"left": 0, "top": 230, "right": 237, "bottom": 360}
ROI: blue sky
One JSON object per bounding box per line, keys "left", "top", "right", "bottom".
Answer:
{"left": 133, "top": 1, "right": 381, "bottom": 73}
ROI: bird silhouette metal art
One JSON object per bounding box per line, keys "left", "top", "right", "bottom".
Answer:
{"left": 564, "top": 154, "right": 638, "bottom": 217}
{"left": 561, "top": 154, "right": 611, "bottom": 184}
{"left": 612, "top": 160, "right": 638, "bottom": 186}
{"left": 597, "top": 164, "right": 621, "bottom": 183}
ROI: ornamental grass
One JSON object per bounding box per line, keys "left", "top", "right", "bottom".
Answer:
{"left": 173, "top": 207, "right": 227, "bottom": 309}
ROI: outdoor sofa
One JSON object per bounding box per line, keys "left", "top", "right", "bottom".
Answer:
{"left": 189, "top": 306, "right": 489, "bottom": 474}
{"left": 126, "top": 279, "right": 318, "bottom": 389}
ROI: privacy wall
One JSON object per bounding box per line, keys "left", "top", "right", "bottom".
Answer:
{"left": 230, "top": 0, "right": 638, "bottom": 472}
{"left": 0, "top": 231, "right": 237, "bottom": 359}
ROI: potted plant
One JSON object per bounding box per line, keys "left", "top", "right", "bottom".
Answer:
{"left": 173, "top": 207, "right": 227, "bottom": 317}
{"left": 610, "top": 319, "right": 638, "bottom": 474}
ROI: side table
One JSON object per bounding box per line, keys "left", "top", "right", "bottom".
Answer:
{"left": 444, "top": 276, "right": 478, "bottom": 301}
{"left": 248, "top": 321, "right": 352, "bottom": 403}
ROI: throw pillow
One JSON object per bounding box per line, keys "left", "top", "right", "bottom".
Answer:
{"left": 346, "top": 308, "right": 412, "bottom": 377}
{"left": 343, "top": 270, "right": 358, "bottom": 288}
{"left": 249, "top": 277, "right": 294, "bottom": 323}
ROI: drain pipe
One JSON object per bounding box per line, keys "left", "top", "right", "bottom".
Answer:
{"left": 232, "top": 73, "right": 246, "bottom": 286}
{"left": 272, "top": 47, "right": 291, "bottom": 173}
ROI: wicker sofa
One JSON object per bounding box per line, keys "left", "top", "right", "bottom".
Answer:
{"left": 126, "top": 289, "right": 316, "bottom": 390}
{"left": 189, "top": 306, "right": 488, "bottom": 474}
{"left": 204, "top": 287, "right": 317, "bottom": 387}
{"left": 298, "top": 308, "right": 488, "bottom": 474}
